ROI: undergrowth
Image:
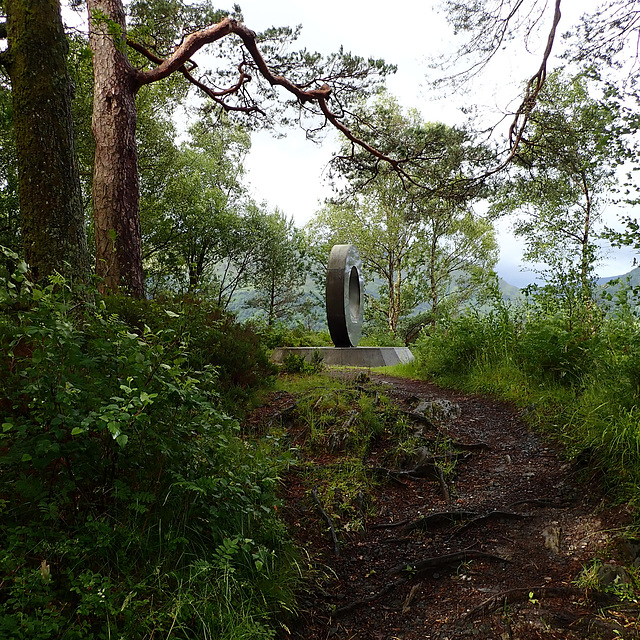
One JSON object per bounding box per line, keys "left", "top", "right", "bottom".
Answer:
{"left": 0, "top": 247, "right": 297, "bottom": 639}
{"left": 411, "top": 289, "right": 640, "bottom": 513}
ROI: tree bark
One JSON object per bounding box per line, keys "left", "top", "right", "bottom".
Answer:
{"left": 88, "top": 0, "right": 144, "bottom": 297}
{"left": 3, "top": 0, "right": 89, "bottom": 283}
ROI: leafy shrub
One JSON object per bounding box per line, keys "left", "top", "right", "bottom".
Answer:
{"left": 413, "top": 312, "right": 493, "bottom": 380}
{"left": 252, "top": 320, "right": 331, "bottom": 349}
{"left": 516, "top": 312, "right": 605, "bottom": 386}
{"left": 0, "top": 249, "right": 297, "bottom": 639}
{"left": 281, "top": 350, "right": 324, "bottom": 374}
{"left": 104, "top": 294, "right": 277, "bottom": 391}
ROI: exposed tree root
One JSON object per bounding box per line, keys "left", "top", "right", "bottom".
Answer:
{"left": 370, "top": 518, "right": 411, "bottom": 530}
{"left": 334, "top": 550, "right": 514, "bottom": 617}
{"left": 371, "top": 464, "right": 451, "bottom": 501}
{"left": 452, "top": 440, "right": 489, "bottom": 451}
{"left": 312, "top": 486, "right": 340, "bottom": 558}
{"left": 403, "top": 510, "right": 479, "bottom": 532}
{"left": 459, "top": 585, "right": 615, "bottom": 622}
{"left": 387, "top": 549, "right": 512, "bottom": 578}
{"left": 452, "top": 510, "right": 534, "bottom": 536}
{"left": 333, "top": 577, "right": 408, "bottom": 616}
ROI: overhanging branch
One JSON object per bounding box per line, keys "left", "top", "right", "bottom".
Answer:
{"left": 129, "top": 2, "right": 562, "bottom": 197}
{"left": 128, "top": 38, "right": 262, "bottom": 114}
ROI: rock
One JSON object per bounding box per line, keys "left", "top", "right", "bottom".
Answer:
{"left": 597, "top": 563, "right": 631, "bottom": 587}
{"left": 542, "top": 524, "right": 562, "bottom": 554}
{"left": 414, "top": 399, "right": 461, "bottom": 422}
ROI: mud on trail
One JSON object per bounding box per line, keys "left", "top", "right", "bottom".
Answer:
{"left": 250, "top": 372, "right": 640, "bottom": 639}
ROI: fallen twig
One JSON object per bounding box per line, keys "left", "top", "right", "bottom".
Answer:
{"left": 312, "top": 486, "right": 340, "bottom": 558}
{"left": 402, "top": 581, "right": 423, "bottom": 613}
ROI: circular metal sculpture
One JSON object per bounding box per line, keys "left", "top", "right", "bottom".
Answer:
{"left": 326, "top": 244, "right": 364, "bottom": 347}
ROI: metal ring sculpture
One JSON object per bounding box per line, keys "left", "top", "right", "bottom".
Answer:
{"left": 326, "top": 244, "right": 364, "bottom": 347}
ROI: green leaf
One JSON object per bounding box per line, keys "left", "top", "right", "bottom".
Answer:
{"left": 115, "top": 434, "right": 129, "bottom": 447}
{"left": 21, "top": 454, "right": 32, "bottom": 462}
{"left": 2, "top": 422, "right": 13, "bottom": 432}
{"left": 71, "top": 427, "right": 84, "bottom": 436}
{"left": 164, "top": 310, "right": 180, "bottom": 318}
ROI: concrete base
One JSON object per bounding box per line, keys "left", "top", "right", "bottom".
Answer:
{"left": 271, "top": 346, "right": 414, "bottom": 368}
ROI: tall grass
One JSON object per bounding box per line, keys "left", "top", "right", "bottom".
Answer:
{"left": 411, "top": 291, "right": 640, "bottom": 508}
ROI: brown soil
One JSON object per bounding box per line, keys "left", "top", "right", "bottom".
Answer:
{"left": 254, "top": 372, "right": 640, "bottom": 639}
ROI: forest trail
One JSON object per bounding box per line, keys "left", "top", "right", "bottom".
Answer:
{"left": 252, "top": 371, "right": 640, "bottom": 640}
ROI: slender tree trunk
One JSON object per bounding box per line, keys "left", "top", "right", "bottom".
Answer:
{"left": 88, "top": 0, "right": 144, "bottom": 297}
{"left": 3, "top": 0, "right": 89, "bottom": 283}
{"left": 429, "top": 229, "right": 439, "bottom": 327}
{"left": 579, "top": 171, "right": 592, "bottom": 300}
{"left": 386, "top": 253, "right": 396, "bottom": 335}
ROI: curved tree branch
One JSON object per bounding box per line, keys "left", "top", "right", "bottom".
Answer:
{"left": 130, "top": 3, "right": 562, "bottom": 195}
{"left": 128, "top": 38, "right": 261, "bottom": 114}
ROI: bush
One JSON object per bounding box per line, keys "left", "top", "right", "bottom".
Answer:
{"left": 251, "top": 320, "right": 331, "bottom": 349}
{"left": 104, "top": 294, "right": 277, "bottom": 392}
{"left": 516, "top": 311, "right": 605, "bottom": 386}
{"left": 0, "top": 251, "right": 297, "bottom": 639}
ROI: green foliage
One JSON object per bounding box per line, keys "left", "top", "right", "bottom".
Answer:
{"left": 102, "top": 294, "right": 276, "bottom": 394}
{"left": 491, "top": 69, "right": 622, "bottom": 296}
{"left": 244, "top": 209, "right": 309, "bottom": 326}
{"left": 254, "top": 321, "right": 331, "bottom": 350}
{"left": 0, "top": 250, "right": 296, "bottom": 639}
{"left": 280, "top": 350, "right": 324, "bottom": 375}
{"left": 308, "top": 92, "right": 497, "bottom": 337}
{"left": 412, "top": 285, "right": 640, "bottom": 507}
{"left": 273, "top": 378, "right": 400, "bottom": 535}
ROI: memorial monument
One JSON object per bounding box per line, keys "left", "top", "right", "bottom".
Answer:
{"left": 272, "top": 244, "right": 414, "bottom": 367}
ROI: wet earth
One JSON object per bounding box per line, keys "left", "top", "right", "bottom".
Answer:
{"left": 252, "top": 372, "right": 640, "bottom": 639}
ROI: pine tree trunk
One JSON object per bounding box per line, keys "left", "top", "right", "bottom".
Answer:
{"left": 88, "top": 0, "right": 144, "bottom": 297}
{"left": 4, "top": 0, "right": 89, "bottom": 283}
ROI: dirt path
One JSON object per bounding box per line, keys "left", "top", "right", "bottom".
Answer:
{"left": 260, "top": 372, "right": 639, "bottom": 639}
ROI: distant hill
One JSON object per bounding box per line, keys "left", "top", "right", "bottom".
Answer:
{"left": 227, "top": 267, "right": 640, "bottom": 325}
{"left": 499, "top": 278, "right": 522, "bottom": 302}
{"left": 597, "top": 266, "right": 640, "bottom": 288}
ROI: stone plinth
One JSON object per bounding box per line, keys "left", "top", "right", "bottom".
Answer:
{"left": 271, "top": 346, "right": 414, "bottom": 368}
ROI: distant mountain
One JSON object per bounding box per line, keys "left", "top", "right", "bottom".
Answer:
{"left": 597, "top": 266, "right": 640, "bottom": 288}
{"left": 227, "top": 267, "right": 640, "bottom": 325}
{"left": 498, "top": 277, "right": 522, "bottom": 302}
